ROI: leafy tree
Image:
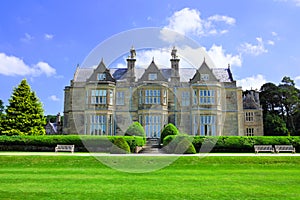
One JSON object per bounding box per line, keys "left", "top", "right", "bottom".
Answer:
{"left": 160, "top": 123, "right": 179, "bottom": 144}
{"left": 278, "top": 76, "right": 300, "bottom": 134}
{"left": 2, "top": 79, "right": 46, "bottom": 135}
{"left": 264, "top": 113, "right": 289, "bottom": 136}
{"left": 124, "top": 122, "right": 145, "bottom": 137}
{"left": 260, "top": 77, "right": 300, "bottom": 136}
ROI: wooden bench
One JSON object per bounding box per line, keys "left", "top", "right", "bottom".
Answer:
{"left": 55, "top": 145, "right": 75, "bottom": 153}
{"left": 254, "top": 145, "right": 274, "bottom": 153}
{"left": 275, "top": 145, "right": 296, "bottom": 153}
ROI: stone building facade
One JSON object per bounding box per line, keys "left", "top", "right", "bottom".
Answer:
{"left": 63, "top": 47, "right": 263, "bottom": 137}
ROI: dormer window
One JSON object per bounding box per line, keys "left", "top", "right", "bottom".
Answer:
{"left": 201, "top": 74, "right": 209, "bottom": 81}
{"left": 97, "top": 73, "right": 106, "bottom": 80}
{"left": 148, "top": 73, "right": 157, "bottom": 80}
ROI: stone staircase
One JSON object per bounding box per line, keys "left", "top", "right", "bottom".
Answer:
{"left": 141, "top": 138, "right": 164, "bottom": 154}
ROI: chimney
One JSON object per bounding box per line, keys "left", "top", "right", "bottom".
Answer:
{"left": 126, "top": 46, "right": 136, "bottom": 82}
{"left": 170, "top": 46, "right": 180, "bottom": 83}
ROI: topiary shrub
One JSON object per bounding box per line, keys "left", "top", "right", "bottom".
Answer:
{"left": 124, "top": 122, "right": 146, "bottom": 138}
{"left": 174, "top": 136, "right": 196, "bottom": 154}
{"left": 110, "top": 137, "right": 131, "bottom": 154}
{"left": 160, "top": 123, "right": 179, "bottom": 145}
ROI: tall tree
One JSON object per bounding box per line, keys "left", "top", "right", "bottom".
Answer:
{"left": 260, "top": 77, "right": 300, "bottom": 136}
{"left": 278, "top": 76, "right": 300, "bottom": 134}
{"left": 2, "top": 79, "right": 46, "bottom": 135}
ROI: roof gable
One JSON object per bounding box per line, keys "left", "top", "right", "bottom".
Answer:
{"left": 190, "top": 60, "right": 218, "bottom": 83}
{"left": 138, "top": 60, "right": 168, "bottom": 82}
{"left": 87, "top": 59, "right": 115, "bottom": 82}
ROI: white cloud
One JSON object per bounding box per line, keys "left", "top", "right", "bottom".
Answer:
{"left": 49, "top": 95, "right": 60, "bottom": 101}
{"left": 237, "top": 74, "right": 267, "bottom": 90}
{"left": 0, "top": 52, "right": 56, "bottom": 77}
{"left": 20, "top": 33, "right": 34, "bottom": 43}
{"left": 161, "top": 8, "right": 236, "bottom": 42}
{"left": 33, "top": 62, "right": 56, "bottom": 77}
{"left": 112, "top": 45, "right": 241, "bottom": 70}
{"left": 206, "top": 45, "right": 242, "bottom": 68}
{"left": 295, "top": 76, "right": 300, "bottom": 81}
{"left": 271, "top": 31, "right": 278, "bottom": 37}
{"left": 267, "top": 40, "right": 275, "bottom": 45}
{"left": 44, "top": 34, "right": 54, "bottom": 40}
{"left": 275, "top": 0, "right": 300, "bottom": 6}
{"left": 239, "top": 37, "right": 268, "bottom": 56}
{"left": 207, "top": 15, "right": 236, "bottom": 25}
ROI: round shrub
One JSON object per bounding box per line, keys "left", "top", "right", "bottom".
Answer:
{"left": 174, "top": 137, "right": 196, "bottom": 154}
{"left": 125, "top": 122, "right": 146, "bottom": 138}
{"left": 160, "top": 123, "right": 179, "bottom": 145}
{"left": 110, "top": 137, "right": 130, "bottom": 154}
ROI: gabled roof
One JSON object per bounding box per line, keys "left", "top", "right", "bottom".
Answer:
{"left": 87, "top": 59, "right": 115, "bottom": 82}
{"left": 72, "top": 62, "right": 234, "bottom": 83}
{"left": 138, "top": 60, "right": 168, "bottom": 82}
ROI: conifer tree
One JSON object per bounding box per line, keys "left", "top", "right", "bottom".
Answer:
{"left": 2, "top": 79, "right": 46, "bottom": 135}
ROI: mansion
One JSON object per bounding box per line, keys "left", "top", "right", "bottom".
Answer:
{"left": 63, "top": 47, "right": 263, "bottom": 137}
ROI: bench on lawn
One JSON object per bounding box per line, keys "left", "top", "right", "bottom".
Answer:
{"left": 275, "top": 145, "right": 296, "bottom": 153}
{"left": 254, "top": 145, "right": 274, "bottom": 153}
{"left": 55, "top": 145, "right": 75, "bottom": 153}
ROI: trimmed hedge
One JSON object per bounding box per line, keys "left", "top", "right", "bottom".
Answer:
{"left": 162, "top": 135, "right": 196, "bottom": 154}
{"left": 0, "top": 135, "right": 145, "bottom": 153}
{"left": 160, "top": 123, "right": 179, "bottom": 144}
{"left": 110, "top": 137, "right": 131, "bottom": 154}
{"left": 163, "top": 136, "right": 300, "bottom": 153}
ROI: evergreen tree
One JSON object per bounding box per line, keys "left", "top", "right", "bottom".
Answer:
{"left": 2, "top": 79, "right": 46, "bottom": 135}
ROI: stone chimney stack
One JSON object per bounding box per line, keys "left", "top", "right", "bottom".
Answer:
{"left": 127, "top": 46, "right": 136, "bottom": 82}
{"left": 170, "top": 46, "right": 180, "bottom": 83}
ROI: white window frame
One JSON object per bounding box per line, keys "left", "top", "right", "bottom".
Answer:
{"left": 245, "top": 112, "right": 254, "bottom": 122}
{"left": 116, "top": 91, "right": 125, "bottom": 105}
{"left": 201, "top": 74, "right": 209, "bottom": 81}
{"left": 182, "top": 91, "right": 190, "bottom": 106}
{"left": 91, "top": 90, "right": 107, "bottom": 104}
{"left": 148, "top": 73, "right": 157, "bottom": 81}
{"left": 90, "top": 115, "right": 106, "bottom": 135}
{"left": 145, "top": 115, "right": 161, "bottom": 138}
{"left": 199, "top": 90, "right": 215, "bottom": 105}
{"left": 246, "top": 128, "right": 254, "bottom": 136}
{"left": 97, "top": 73, "right": 106, "bottom": 80}
{"left": 145, "top": 89, "right": 161, "bottom": 104}
{"left": 193, "top": 115, "right": 216, "bottom": 136}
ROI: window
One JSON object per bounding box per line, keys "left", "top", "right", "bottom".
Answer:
{"left": 97, "top": 73, "right": 106, "bottom": 80}
{"left": 145, "top": 90, "right": 161, "bottom": 104}
{"left": 116, "top": 91, "right": 125, "bottom": 105}
{"left": 193, "top": 89, "right": 197, "bottom": 105}
{"left": 148, "top": 73, "right": 157, "bottom": 80}
{"left": 245, "top": 112, "right": 254, "bottom": 122}
{"left": 201, "top": 74, "right": 209, "bottom": 81}
{"left": 193, "top": 115, "right": 216, "bottom": 136}
{"left": 182, "top": 91, "right": 190, "bottom": 106}
{"left": 91, "top": 90, "right": 106, "bottom": 104}
{"left": 163, "top": 90, "right": 167, "bottom": 104}
{"left": 246, "top": 128, "right": 254, "bottom": 136}
{"left": 109, "top": 90, "right": 113, "bottom": 105}
{"left": 199, "top": 90, "right": 215, "bottom": 105}
{"left": 139, "top": 90, "right": 143, "bottom": 104}
{"left": 89, "top": 115, "right": 106, "bottom": 135}
{"left": 145, "top": 115, "right": 161, "bottom": 138}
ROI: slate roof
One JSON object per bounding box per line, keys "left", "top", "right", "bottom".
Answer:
{"left": 73, "top": 66, "right": 233, "bottom": 83}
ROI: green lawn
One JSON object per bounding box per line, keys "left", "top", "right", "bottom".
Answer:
{"left": 0, "top": 156, "right": 300, "bottom": 200}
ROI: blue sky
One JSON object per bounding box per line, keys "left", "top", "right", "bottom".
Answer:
{"left": 1, "top": 0, "right": 300, "bottom": 115}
